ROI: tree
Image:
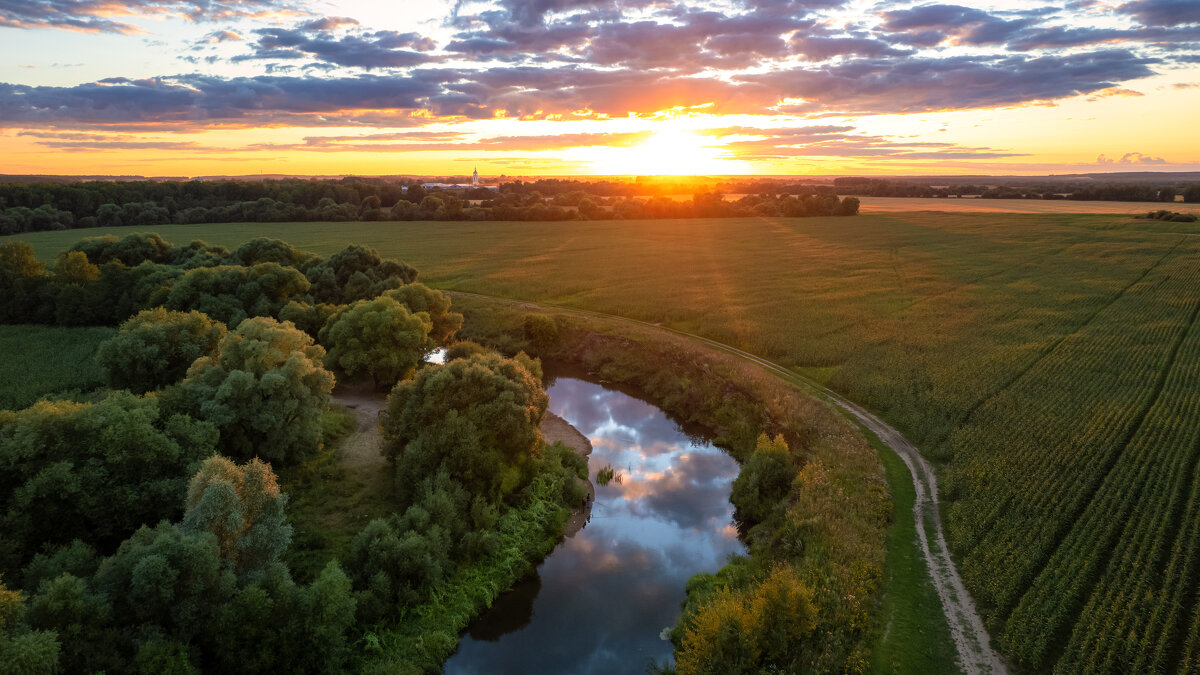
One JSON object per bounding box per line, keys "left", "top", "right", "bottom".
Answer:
{"left": 384, "top": 283, "right": 463, "bottom": 345}
{"left": 52, "top": 251, "right": 100, "bottom": 284}
{"left": 165, "top": 263, "right": 309, "bottom": 326}
{"left": 322, "top": 296, "right": 433, "bottom": 387}
{"left": 304, "top": 244, "right": 418, "bottom": 305}
{"left": 169, "top": 317, "right": 334, "bottom": 465}
{"left": 730, "top": 434, "right": 795, "bottom": 528}
{"left": 0, "top": 392, "right": 218, "bottom": 573}
{"left": 69, "top": 233, "right": 173, "bottom": 267}
{"left": 227, "top": 238, "right": 314, "bottom": 268}
{"left": 96, "top": 308, "right": 227, "bottom": 394}
{"left": 0, "top": 577, "right": 60, "bottom": 675}
{"left": 523, "top": 313, "right": 558, "bottom": 354}
{"left": 384, "top": 352, "right": 547, "bottom": 504}
{"left": 180, "top": 456, "right": 292, "bottom": 579}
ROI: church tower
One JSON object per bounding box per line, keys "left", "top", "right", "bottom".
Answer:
{"left": 472, "top": 167, "right": 479, "bottom": 186}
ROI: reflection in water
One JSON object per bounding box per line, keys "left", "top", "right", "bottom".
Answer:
{"left": 444, "top": 378, "right": 744, "bottom": 675}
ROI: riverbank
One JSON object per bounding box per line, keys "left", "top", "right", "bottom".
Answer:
{"left": 450, "top": 292, "right": 903, "bottom": 673}
{"left": 543, "top": 410, "right": 595, "bottom": 537}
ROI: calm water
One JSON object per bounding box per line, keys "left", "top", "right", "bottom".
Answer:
{"left": 443, "top": 377, "right": 744, "bottom": 675}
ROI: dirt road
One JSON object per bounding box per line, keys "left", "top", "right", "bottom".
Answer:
{"left": 447, "top": 290, "right": 1007, "bottom": 675}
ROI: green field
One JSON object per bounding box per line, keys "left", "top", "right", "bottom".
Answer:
{"left": 13, "top": 211, "right": 1200, "bottom": 672}
{"left": 0, "top": 325, "right": 114, "bottom": 410}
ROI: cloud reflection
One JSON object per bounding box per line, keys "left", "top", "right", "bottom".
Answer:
{"left": 444, "top": 377, "right": 743, "bottom": 675}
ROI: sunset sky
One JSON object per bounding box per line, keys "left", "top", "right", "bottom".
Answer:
{"left": 1, "top": 0, "right": 1198, "bottom": 177}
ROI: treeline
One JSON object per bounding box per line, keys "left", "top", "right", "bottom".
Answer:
{"left": 0, "top": 232, "right": 585, "bottom": 673}
{"left": 835, "top": 177, "right": 1200, "bottom": 203}
{"left": 0, "top": 178, "right": 860, "bottom": 235}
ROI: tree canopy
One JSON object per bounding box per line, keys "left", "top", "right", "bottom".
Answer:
{"left": 322, "top": 295, "right": 433, "bottom": 387}
{"left": 168, "top": 317, "right": 333, "bottom": 465}
{"left": 96, "top": 308, "right": 227, "bottom": 394}
{"left": 0, "top": 391, "right": 217, "bottom": 574}
{"left": 383, "top": 352, "right": 547, "bottom": 506}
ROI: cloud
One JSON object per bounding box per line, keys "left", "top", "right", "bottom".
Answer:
{"left": 709, "top": 125, "right": 1026, "bottom": 160}
{"left": 1117, "top": 0, "right": 1200, "bottom": 26}
{"left": 234, "top": 23, "right": 438, "bottom": 69}
{"left": 0, "top": 74, "right": 444, "bottom": 126}
{"left": 880, "top": 4, "right": 1035, "bottom": 45}
{"left": 0, "top": 0, "right": 296, "bottom": 33}
{"left": 739, "top": 49, "right": 1158, "bottom": 112}
{"left": 1096, "top": 152, "right": 1166, "bottom": 164}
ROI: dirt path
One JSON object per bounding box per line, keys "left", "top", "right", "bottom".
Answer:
{"left": 330, "top": 386, "right": 596, "bottom": 537}
{"left": 447, "top": 290, "right": 1006, "bottom": 675}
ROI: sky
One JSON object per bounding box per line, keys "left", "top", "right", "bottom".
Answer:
{"left": 1, "top": 0, "right": 1198, "bottom": 177}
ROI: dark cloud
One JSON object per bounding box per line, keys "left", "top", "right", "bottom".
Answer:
{"left": 740, "top": 49, "right": 1158, "bottom": 112}
{"left": 790, "top": 36, "right": 911, "bottom": 60}
{"left": 235, "top": 24, "right": 437, "bottom": 69}
{"left": 880, "top": 4, "right": 1035, "bottom": 45}
{"left": 0, "top": 0, "right": 294, "bottom": 33}
{"left": 1117, "top": 0, "right": 1200, "bottom": 26}
{"left": 0, "top": 74, "right": 443, "bottom": 125}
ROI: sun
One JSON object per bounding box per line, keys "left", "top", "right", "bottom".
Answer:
{"left": 582, "top": 129, "right": 740, "bottom": 175}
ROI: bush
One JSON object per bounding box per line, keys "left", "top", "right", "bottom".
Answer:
{"left": 730, "top": 434, "right": 796, "bottom": 528}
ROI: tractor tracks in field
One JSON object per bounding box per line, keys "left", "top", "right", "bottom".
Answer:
{"left": 447, "top": 290, "right": 1006, "bottom": 675}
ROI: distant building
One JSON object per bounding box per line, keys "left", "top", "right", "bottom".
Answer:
{"left": 413, "top": 168, "right": 498, "bottom": 191}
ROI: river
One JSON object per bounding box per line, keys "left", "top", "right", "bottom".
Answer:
{"left": 443, "top": 375, "right": 745, "bottom": 674}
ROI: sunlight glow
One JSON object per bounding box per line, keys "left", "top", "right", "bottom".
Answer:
{"left": 581, "top": 129, "right": 745, "bottom": 175}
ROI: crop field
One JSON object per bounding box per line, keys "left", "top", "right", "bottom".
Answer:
{"left": 12, "top": 210, "right": 1200, "bottom": 672}
{"left": 0, "top": 324, "right": 114, "bottom": 410}
{"left": 857, "top": 196, "right": 1200, "bottom": 215}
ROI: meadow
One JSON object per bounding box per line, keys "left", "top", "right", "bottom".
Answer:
{"left": 0, "top": 324, "right": 114, "bottom": 410}
{"left": 13, "top": 209, "right": 1200, "bottom": 672}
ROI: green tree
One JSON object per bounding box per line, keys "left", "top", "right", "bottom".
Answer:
{"left": 180, "top": 456, "right": 292, "bottom": 579}
{"left": 0, "top": 577, "right": 60, "bottom": 675}
{"left": 304, "top": 244, "right": 418, "bottom": 305}
{"left": 169, "top": 317, "right": 334, "bottom": 465}
{"left": 730, "top": 434, "right": 795, "bottom": 528}
{"left": 322, "top": 296, "right": 433, "bottom": 387}
{"left": 0, "top": 392, "right": 218, "bottom": 573}
{"left": 69, "top": 232, "right": 173, "bottom": 267}
{"left": 385, "top": 283, "right": 463, "bottom": 345}
{"left": 384, "top": 352, "right": 547, "bottom": 504}
{"left": 165, "top": 263, "right": 309, "bottom": 326}
{"left": 96, "top": 308, "right": 227, "bottom": 394}
{"left": 226, "top": 237, "right": 314, "bottom": 268}
{"left": 52, "top": 251, "right": 100, "bottom": 284}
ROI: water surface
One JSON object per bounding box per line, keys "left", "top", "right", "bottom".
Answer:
{"left": 444, "top": 376, "right": 744, "bottom": 675}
